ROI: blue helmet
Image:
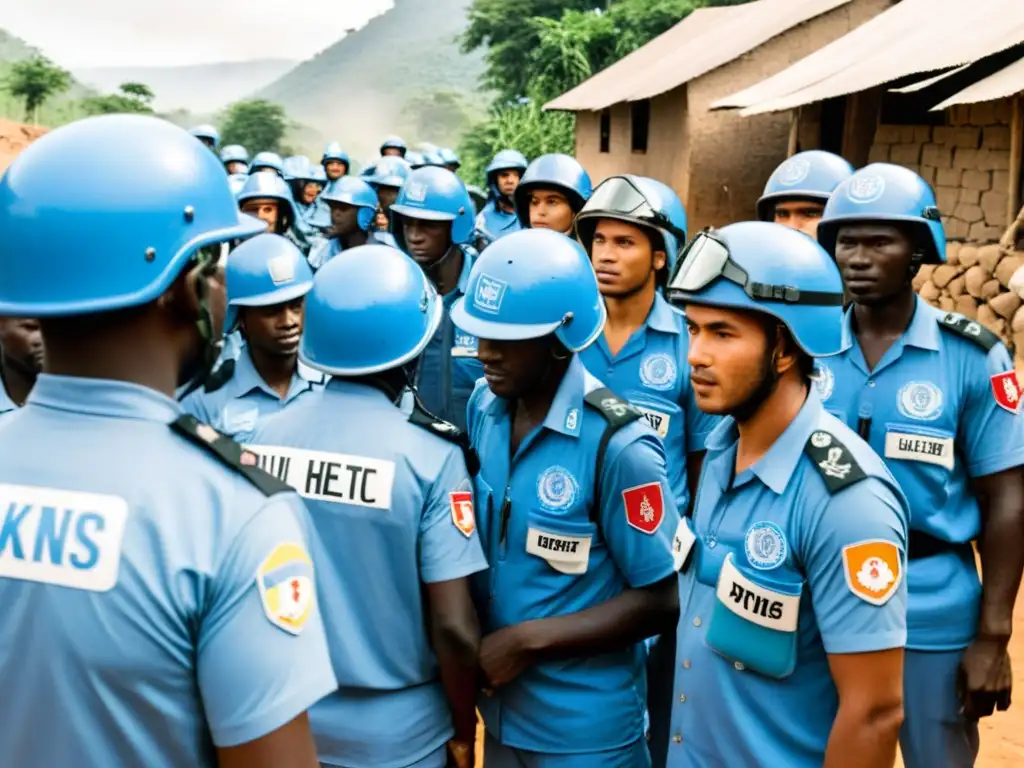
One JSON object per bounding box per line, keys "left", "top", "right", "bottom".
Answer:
{"left": 390, "top": 167, "right": 475, "bottom": 249}
{"left": 225, "top": 233, "right": 314, "bottom": 333}
{"left": 486, "top": 149, "right": 528, "bottom": 191}
{"left": 817, "top": 162, "right": 945, "bottom": 264}
{"left": 576, "top": 175, "right": 688, "bottom": 275}
{"left": 228, "top": 172, "right": 249, "bottom": 197}
{"left": 282, "top": 155, "right": 312, "bottom": 181}
{"left": 405, "top": 151, "right": 426, "bottom": 169}
{"left": 0, "top": 114, "right": 264, "bottom": 316}
{"left": 322, "top": 142, "right": 350, "bottom": 167}
{"left": 439, "top": 148, "right": 460, "bottom": 168}
{"left": 319, "top": 177, "right": 380, "bottom": 232}
{"left": 369, "top": 155, "right": 412, "bottom": 188}
{"left": 300, "top": 245, "right": 443, "bottom": 376}
{"left": 757, "top": 150, "right": 855, "bottom": 222}
{"left": 421, "top": 150, "right": 446, "bottom": 167}
{"left": 514, "top": 153, "right": 593, "bottom": 227}
{"left": 451, "top": 229, "right": 605, "bottom": 352}
{"left": 380, "top": 135, "right": 408, "bottom": 157}
{"left": 250, "top": 151, "right": 284, "bottom": 176}
{"left": 665, "top": 222, "right": 846, "bottom": 357}
{"left": 237, "top": 171, "right": 299, "bottom": 233}
{"left": 189, "top": 124, "right": 220, "bottom": 149}
{"left": 220, "top": 143, "right": 249, "bottom": 165}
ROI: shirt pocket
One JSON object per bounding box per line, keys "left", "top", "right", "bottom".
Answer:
{"left": 705, "top": 552, "right": 804, "bottom": 679}
{"left": 525, "top": 509, "right": 597, "bottom": 576}
{"left": 220, "top": 402, "right": 259, "bottom": 439}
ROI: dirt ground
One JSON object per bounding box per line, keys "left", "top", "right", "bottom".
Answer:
{"left": 0, "top": 118, "right": 48, "bottom": 173}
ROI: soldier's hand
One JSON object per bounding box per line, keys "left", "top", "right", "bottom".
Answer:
{"left": 446, "top": 739, "right": 474, "bottom": 768}
{"left": 957, "top": 636, "right": 1012, "bottom": 720}
{"left": 479, "top": 624, "right": 536, "bottom": 689}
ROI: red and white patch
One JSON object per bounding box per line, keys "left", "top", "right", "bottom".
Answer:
{"left": 450, "top": 491, "right": 475, "bottom": 538}
{"left": 991, "top": 371, "right": 1023, "bottom": 415}
{"left": 622, "top": 482, "right": 665, "bottom": 535}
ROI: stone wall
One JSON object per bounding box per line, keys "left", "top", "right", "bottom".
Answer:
{"left": 869, "top": 100, "right": 1022, "bottom": 357}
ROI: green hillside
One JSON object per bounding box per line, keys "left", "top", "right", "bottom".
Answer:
{"left": 256, "top": 0, "right": 485, "bottom": 159}
{"left": 0, "top": 29, "right": 94, "bottom": 125}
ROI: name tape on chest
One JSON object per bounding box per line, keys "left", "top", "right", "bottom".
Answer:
{"left": 246, "top": 444, "right": 395, "bottom": 509}
{"left": 715, "top": 554, "right": 800, "bottom": 632}
{"left": 526, "top": 527, "right": 592, "bottom": 575}
{"left": 0, "top": 483, "right": 129, "bottom": 592}
{"left": 884, "top": 431, "right": 954, "bottom": 470}
{"left": 633, "top": 405, "right": 671, "bottom": 439}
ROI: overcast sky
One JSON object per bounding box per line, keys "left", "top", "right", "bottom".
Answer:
{"left": 0, "top": 0, "right": 394, "bottom": 69}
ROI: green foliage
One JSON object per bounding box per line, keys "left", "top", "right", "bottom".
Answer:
{"left": 220, "top": 99, "right": 289, "bottom": 153}
{"left": 399, "top": 90, "right": 482, "bottom": 149}
{"left": 81, "top": 82, "right": 156, "bottom": 115}
{"left": 5, "top": 55, "right": 72, "bottom": 122}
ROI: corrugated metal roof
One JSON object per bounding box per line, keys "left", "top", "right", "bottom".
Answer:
{"left": 714, "top": 0, "right": 1024, "bottom": 115}
{"left": 931, "top": 57, "right": 1024, "bottom": 109}
{"left": 544, "top": 0, "right": 854, "bottom": 112}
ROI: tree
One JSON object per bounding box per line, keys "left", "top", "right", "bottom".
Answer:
{"left": 6, "top": 55, "right": 72, "bottom": 123}
{"left": 220, "top": 99, "right": 289, "bottom": 154}
{"left": 400, "top": 90, "right": 479, "bottom": 147}
{"left": 81, "top": 82, "right": 157, "bottom": 115}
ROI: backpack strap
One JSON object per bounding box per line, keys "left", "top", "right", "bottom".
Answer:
{"left": 804, "top": 430, "right": 868, "bottom": 494}
{"left": 937, "top": 312, "right": 999, "bottom": 352}
{"left": 170, "top": 414, "right": 291, "bottom": 496}
{"left": 584, "top": 387, "right": 643, "bottom": 522}
{"left": 408, "top": 396, "right": 480, "bottom": 477}
{"left": 202, "top": 357, "right": 235, "bottom": 394}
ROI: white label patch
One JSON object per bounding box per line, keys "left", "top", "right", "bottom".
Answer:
{"left": 267, "top": 254, "right": 296, "bottom": 285}
{"left": 246, "top": 444, "right": 395, "bottom": 509}
{"left": 0, "top": 483, "right": 129, "bottom": 592}
{"left": 672, "top": 516, "right": 696, "bottom": 573}
{"left": 635, "top": 405, "right": 671, "bottom": 439}
{"left": 884, "top": 431, "right": 954, "bottom": 470}
{"left": 474, "top": 275, "right": 508, "bottom": 315}
{"left": 526, "top": 527, "right": 591, "bottom": 575}
{"left": 716, "top": 554, "right": 800, "bottom": 632}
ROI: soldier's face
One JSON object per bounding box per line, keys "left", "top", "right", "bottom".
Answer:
{"left": 497, "top": 170, "right": 520, "bottom": 196}
{"left": 403, "top": 218, "right": 450, "bottom": 266}
{"left": 241, "top": 198, "right": 280, "bottom": 232}
{"left": 529, "top": 188, "right": 574, "bottom": 234}
{"left": 834, "top": 223, "right": 915, "bottom": 306}
{"left": 591, "top": 219, "right": 664, "bottom": 298}
{"left": 301, "top": 182, "right": 322, "bottom": 205}
{"left": 240, "top": 298, "right": 305, "bottom": 357}
{"left": 773, "top": 200, "right": 825, "bottom": 238}
{"left": 0, "top": 318, "right": 44, "bottom": 375}
{"left": 685, "top": 304, "right": 776, "bottom": 416}
{"left": 382, "top": 147, "right": 403, "bottom": 157}
{"left": 376, "top": 185, "right": 400, "bottom": 212}
{"left": 324, "top": 160, "right": 347, "bottom": 180}
{"left": 476, "top": 336, "right": 555, "bottom": 400}
{"left": 328, "top": 202, "right": 360, "bottom": 237}
{"left": 226, "top": 161, "right": 248, "bottom": 175}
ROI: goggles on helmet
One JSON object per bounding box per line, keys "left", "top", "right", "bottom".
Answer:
{"left": 579, "top": 176, "right": 686, "bottom": 244}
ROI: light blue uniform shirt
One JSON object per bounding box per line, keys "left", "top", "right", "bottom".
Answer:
{"left": 467, "top": 356, "right": 680, "bottom": 755}
{"left": 180, "top": 346, "right": 325, "bottom": 443}
{"left": 249, "top": 379, "right": 488, "bottom": 768}
{"left": 666, "top": 389, "right": 908, "bottom": 767}
{"left": 372, "top": 230, "right": 399, "bottom": 248}
{"left": 416, "top": 245, "right": 484, "bottom": 431}
{"left": 475, "top": 201, "right": 520, "bottom": 246}
{"left": 0, "top": 376, "right": 17, "bottom": 418}
{"left": 308, "top": 236, "right": 344, "bottom": 271}
{"left": 815, "top": 297, "right": 1024, "bottom": 650}
{"left": 580, "top": 294, "right": 718, "bottom": 513}
{"left": 0, "top": 375, "right": 336, "bottom": 767}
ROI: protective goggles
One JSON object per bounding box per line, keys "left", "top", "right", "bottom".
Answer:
{"left": 577, "top": 176, "right": 686, "bottom": 243}
{"left": 666, "top": 230, "right": 844, "bottom": 306}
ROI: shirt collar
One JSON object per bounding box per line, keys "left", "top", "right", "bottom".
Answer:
{"left": 479, "top": 354, "right": 591, "bottom": 440}
{"left": 646, "top": 292, "right": 683, "bottom": 335}
{"left": 840, "top": 294, "right": 939, "bottom": 353}
{"left": 26, "top": 374, "right": 182, "bottom": 422}
{"left": 230, "top": 347, "right": 319, "bottom": 401}
{"left": 705, "top": 388, "right": 825, "bottom": 495}
{"left": 0, "top": 376, "right": 17, "bottom": 414}
{"left": 455, "top": 245, "right": 476, "bottom": 297}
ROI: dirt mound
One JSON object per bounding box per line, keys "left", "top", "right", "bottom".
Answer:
{"left": 0, "top": 119, "right": 49, "bottom": 173}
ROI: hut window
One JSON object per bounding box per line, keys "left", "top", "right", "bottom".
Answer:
{"left": 631, "top": 99, "right": 650, "bottom": 154}
{"left": 600, "top": 109, "right": 611, "bottom": 153}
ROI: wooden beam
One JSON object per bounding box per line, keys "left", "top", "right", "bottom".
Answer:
{"left": 1007, "top": 94, "right": 1023, "bottom": 238}
{"left": 788, "top": 108, "right": 800, "bottom": 156}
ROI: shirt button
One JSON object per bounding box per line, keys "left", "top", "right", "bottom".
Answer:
{"left": 673, "top": 734, "right": 682, "bottom": 744}
{"left": 693, "top": 616, "right": 702, "bottom": 627}
{"left": 867, "top": 380, "right": 876, "bottom": 388}
{"left": 734, "top": 661, "right": 745, "bottom": 671}
{"left": 682, "top": 659, "right": 691, "bottom": 669}
{"left": 706, "top": 537, "right": 717, "bottom": 549}
{"left": 679, "top": 694, "right": 687, "bottom": 703}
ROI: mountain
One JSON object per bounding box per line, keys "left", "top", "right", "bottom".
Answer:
{"left": 75, "top": 59, "right": 299, "bottom": 113}
{"left": 255, "top": 0, "right": 484, "bottom": 159}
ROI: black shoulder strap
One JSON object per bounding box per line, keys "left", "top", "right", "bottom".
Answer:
{"left": 202, "top": 357, "right": 236, "bottom": 394}
{"left": 938, "top": 312, "right": 999, "bottom": 352}
{"left": 584, "top": 387, "right": 643, "bottom": 522}
{"left": 804, "top": 430, "right": 868, "bottom": 494}
{"left": 408, "top": 396, "right": 480, "bottom": 477}
{"left": 170, "top": 414, "right": 292, "bottom": 496}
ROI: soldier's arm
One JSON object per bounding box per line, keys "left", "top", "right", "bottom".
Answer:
{"left": 217, "top": 714, "right": 319, "bottom": 768}
{"left": 823, "top": 650, "right": 904, "bottom": 768}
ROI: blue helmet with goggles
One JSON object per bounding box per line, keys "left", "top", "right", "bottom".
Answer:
{"left": 756, "top": 151, "right": 854, "bottom": 222}
{"left": 665, "top": 221, "right": 845, "bottom": 357}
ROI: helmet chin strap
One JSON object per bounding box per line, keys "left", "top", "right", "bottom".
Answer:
{"left": 175, "top": 265, "right": 224, "bottom": 400}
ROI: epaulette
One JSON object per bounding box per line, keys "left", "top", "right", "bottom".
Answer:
{"left": 203, "top": 358, "right": 235, "bottom": 394}
{"left": 407, "top": 397, "right": 480, "bottom": 477}
{"left": 170, "top": 414, "right": 292, "bottom": 496}
{"left": 584, "top": 388, "right": 644, "bottom": 521}
{"left": 938, "top": 312, "right": 999, "bottom": 352}
{"left": 804, "top": 430, "right": 868, "bottom": 494}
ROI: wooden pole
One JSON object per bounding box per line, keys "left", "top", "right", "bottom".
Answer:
{"left": 787, "top": 107, "right": 800, "bottom": 156}
{"left": 1007, "top": 94, "right": 1022, "bottom": 238}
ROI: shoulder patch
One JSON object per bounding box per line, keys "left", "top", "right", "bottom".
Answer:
{"left": 584, "top": 387, "right": 644, "bottom": 429}
{"left": 171, "top": 414, "right": 292, "bottom": 496}
{"left": 408, "top": 396, "right": 480, "bottom": 476}
{"left": 203, "top": 357, "right": 236, "bottom": 394}
{"left": 937, "top": 312, "right": 999, "bottom": 352}
{"left": 804, "top": 430, "right": 868, "bottom": 493}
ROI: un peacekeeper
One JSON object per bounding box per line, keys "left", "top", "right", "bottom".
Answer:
{"left": 322, "top": 142, "right": 351, "bottom": 181}
{"left": 249, "top": 244, "right": 487, "bottom": 768}
{"left": 816, "top": 163, "right": 1024, "bottom": 768}
{"left": 190, "top": 123, "right": 220, "bottom": 152}
{"left": 474, "top": 149, "right": 528, "bottom": 250}
{"left": 221, "top": 143, "right": 250, "bottom": 174}
{"left": 381, "top": 135, "right": 408, "bottom": 158}
{"left": 182, "top": 234, "right": 325, "bottom": 442}
{"left": 367, "top": 155, "right": 412, "bottom": 246}
{"left": 650, "top": 221, "right": 909, "bottom": 768}
{"left": 0, "top": 114, "right": 336, "bottom": 767}
{"left": 513, "top": 153, "right": 592, "bottom": 236}
{"left": 756, "top": 150, "right": 855, "bottom": 238}
{"left": 307, "top": 177, "right": 380, "bottom": 271}
{"left": 451, "top": 228, "right": 681, "bottom": 767}
{"left": 390, "top": 166, "right": 483, "bottom": 431}
{"left": 0, "top": 317, "right": 43, "bottom": 417}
